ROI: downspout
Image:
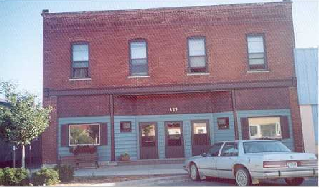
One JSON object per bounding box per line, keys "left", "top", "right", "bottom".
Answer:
{"left": 231, "top": 90, "right": 239, "bottom": 140}
{"left": 110, "top": 95, "right": 115, "bottom": 161}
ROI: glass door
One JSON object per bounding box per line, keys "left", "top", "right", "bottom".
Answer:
{"left": 192, "top": 120, "right": 210, "bottom": 156}
{"left": 165, "top": 121, "right": 184, "bottom": 158}
{"left": 140, "top": 122, "right": 158, "bottom": 159}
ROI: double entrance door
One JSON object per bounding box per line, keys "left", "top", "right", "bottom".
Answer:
{"left": 139, "top": 120, "right": 210, "bottom": 159}
{"left": 139, "top": 121, "right": 185, "bottom": 159}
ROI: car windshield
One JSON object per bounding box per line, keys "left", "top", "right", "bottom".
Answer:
{"left": 243, "top": 141, "right": 291, "bottom": 153}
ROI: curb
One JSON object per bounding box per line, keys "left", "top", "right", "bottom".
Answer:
{"left": 74, "top": 172, "right": 187, "bottom": 177}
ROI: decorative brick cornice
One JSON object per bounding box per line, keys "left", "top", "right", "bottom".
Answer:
{"left": 42, "top": 1, "right": 292, "bottom": 33}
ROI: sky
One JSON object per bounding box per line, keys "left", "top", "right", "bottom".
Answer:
{"left": 0, "top": 0, "right": 318, "bottom": 101}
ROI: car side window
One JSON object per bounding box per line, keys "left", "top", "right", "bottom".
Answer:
{"left": 220, "top": 142, "right": 238, "bottom": 157}
{"left": 208, "top": 143, "right": 223, "bottom": 157}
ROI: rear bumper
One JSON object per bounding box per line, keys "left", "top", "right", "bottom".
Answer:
{"left": 251, "top": 168, "right": 318, "bottom": 180}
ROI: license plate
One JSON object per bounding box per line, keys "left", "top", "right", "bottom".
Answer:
{"left": 287, "top": 162, "right": 297, "bottom": 168}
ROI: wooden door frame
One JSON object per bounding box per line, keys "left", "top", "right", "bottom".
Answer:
{"left": 191, "top": 119, "right": 211, "bottom": 155}
{"left": 164, "top": 121, "right": 184, "bottom": 158}
{"left": 139, "top": 122, "right": 159, "bottom": 159}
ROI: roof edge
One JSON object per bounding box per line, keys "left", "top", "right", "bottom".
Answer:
{"left": 41, "top": 0, "right": 289, "bottom": 17}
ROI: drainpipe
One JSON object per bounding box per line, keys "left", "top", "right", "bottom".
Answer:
{"left": 231, "top": 90, "right": 239, "bottom": 140}
{"left": 109, "top": 95, "right": 115, "bottom": 161}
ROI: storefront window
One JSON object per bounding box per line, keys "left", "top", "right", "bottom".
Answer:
{"left": 69, "top": 124, "right": 100, "bottom": 146}
{"left": 248, "top": 117, "right": 281, "bottom": 139}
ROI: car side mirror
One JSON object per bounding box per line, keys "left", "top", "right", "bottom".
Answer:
{"left": 201, "top": 153, "right": 208, "bottom": 157}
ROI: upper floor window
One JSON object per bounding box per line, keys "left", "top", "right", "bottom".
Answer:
{"left": 130, "top": 40, "right": 148, "bottom": 76}
{"left": 188, "top": 37, "right": 207, "bottom": 73}
{"left": 247, "top": 35, "right": 266, "bottom": 70}
{"left": 72, "top": 43, "right": 89, "bottom": 78}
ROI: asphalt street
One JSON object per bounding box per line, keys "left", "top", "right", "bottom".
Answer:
{"left": 112, "top": 175, "right": 318, "bottom": 186}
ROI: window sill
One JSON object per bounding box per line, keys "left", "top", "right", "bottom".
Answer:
{"left": 247, "top": 70, "right": 270, "bottom": 73}
{"left": 69, "top": 78, "right": 92, "bottom": 81}
{"left": 127, "top": 75, "right": 150, "bottom": 78}
{"left": 187, "top": 73, "right": 210, "bottom": 76}
{"left": 69, "top": 144, "right": 100, "bottom": 146}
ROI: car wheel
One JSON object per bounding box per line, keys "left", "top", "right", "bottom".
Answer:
{"left": 285, "top": 177, "right": 304, "bottom": 186}
{"left": 189, "top": 163, "right": 200, "bottom": 181}
{"left": 235, "top": 168, "right": 252, "bottom": 186}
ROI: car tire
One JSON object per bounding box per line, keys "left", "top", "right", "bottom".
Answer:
{"left": 285, "top": 177, "right": 304, "bottom": 186}
{"left": 189, "top": 163, "right": 200, "bottom": 181}
{"left": 235, "top": 168, "right": 252, "bottom": 186}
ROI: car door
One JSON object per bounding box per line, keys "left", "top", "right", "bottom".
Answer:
{"left": 215, "top": 142, "right": 239, "bottom": 179}
{"left": 197, "top": 142, "right": 224, "bottom": 178}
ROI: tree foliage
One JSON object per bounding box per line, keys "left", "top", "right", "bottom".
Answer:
{"left": 0, "top": 81, "right": 52, "bottom": 146}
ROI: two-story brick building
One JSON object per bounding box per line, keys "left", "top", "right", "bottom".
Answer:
{"left": 41, "top": 0, "right": 304, "bottom": 166}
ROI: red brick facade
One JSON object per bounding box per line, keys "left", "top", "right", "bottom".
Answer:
{"left": 42, "top": 1, "right": 303, "bottom": 164}
{"left": 43, "top": 2, "right": 295, "bottom": 91}
{"left": 235, "top": 87, "right": 290, "bottom": 110}
{"left": 58, "top": 95, "right": 110, "bottom": 117}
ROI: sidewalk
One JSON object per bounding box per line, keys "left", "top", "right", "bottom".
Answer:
{"left": 94, "top": 175, "right": 188, "bottom": 186}
{"left": 75, "top": 163, "right": 187, "bottom": 177}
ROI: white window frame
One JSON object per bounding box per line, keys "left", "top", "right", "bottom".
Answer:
{"left": 246, "top": 34, "right": 267, "bottom": 70}
{"left": 69, "top": 123, "right": 101, "bottom": 146}
{"left": 129, "top": 40, "right": 148, "bottom": 76}
{"left": 187, "top": 36, "right": 207, "bottom": 73}
{"left": 71, "top": 43, "right": 90, "bottom": 79}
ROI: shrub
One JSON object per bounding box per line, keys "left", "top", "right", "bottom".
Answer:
{"left": 54, "top": 165, "right": 74, "bottom": 183}
{"left": 32, "top": 168, "right": 60, "bottom": 186}
{"left": 2, "top": 168, "right": 29, "bottom": 186}
{"left": 0, "top": 169, "right": 4, "bottom": 185}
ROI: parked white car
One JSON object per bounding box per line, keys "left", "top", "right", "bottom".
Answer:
{"left": 184, "top": 140, "right": 318, "bottom": 186}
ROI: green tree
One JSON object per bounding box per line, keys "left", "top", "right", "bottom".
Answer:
{"left": 0, "top": 81, "right": 52, "bottom": 168}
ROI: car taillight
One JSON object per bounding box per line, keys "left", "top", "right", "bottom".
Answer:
{"left": 299, "top": 160, "right": 318, "bottom": 167}
{"left": 263, "top": 161, "right": 287, "bottom": 168}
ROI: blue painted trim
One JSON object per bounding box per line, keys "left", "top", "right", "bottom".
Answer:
{"left": 114, "top": 112, "right": 234, "bottom": 160}
{"left": 58, "top": 110, "right": 295, "bottom": 161}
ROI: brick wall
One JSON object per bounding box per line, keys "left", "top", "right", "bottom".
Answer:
{"left": 57, "top": 95, "right": 110, "bottom": 117}
{"left": 41, "top": 96, "right": 58, "bottom": 164}
{"left": 43, "top": 1, "right": 295, "bottom": 91}
{"left": 114, "top": 91, "right": 232, "bottom": 115}
{"left": 235, "top": 87, "right": 290, "bottom": 110}
{"left": 288, "top": 87, "right": 304, "bottom": 152}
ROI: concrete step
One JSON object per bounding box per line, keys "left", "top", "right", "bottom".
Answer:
{"left": 117, "top": 158, "right": 185, "bottom": 166}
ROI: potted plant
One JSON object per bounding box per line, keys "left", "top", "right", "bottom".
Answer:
{"left": 120, "top": 152, "right": 130, "bottom": 161}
